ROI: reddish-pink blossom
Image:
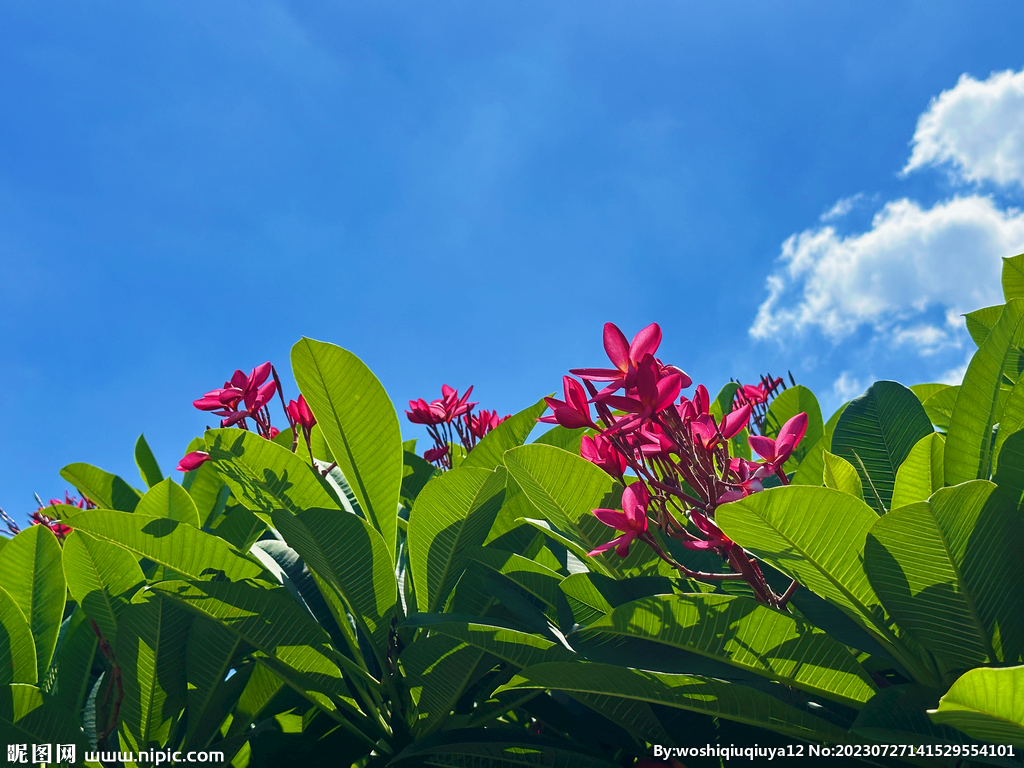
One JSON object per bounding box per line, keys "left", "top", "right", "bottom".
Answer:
{"left": 177, "top": 450, "right": 212, "bottom": 472}
{"left": 581, "top": 434, "right": 628, "bottom": 477}
{"left": 748, "top": 412, "right": 808, "bottom": 470}
{"left": 679, "top": 508, "right": 733, "bottom": 550}
{"left": 538, "top": 376, "right": 597, "bottom": 430}
{"left": 588, "top": 483, "right": 650, "bottom": 558}
{"left": 30, "top": 511, "right": 72, "bottom": 540}
{"left": 572, "top": 322, "right": 692, "bottom": 398}
{"left": 423, "top": 445, "right": 450, "bottom": 464}
{"left": 287, "top": 394, "right": 317, "bottom": 433}
{"left": 468, "top": 409, "right": 508, "bottom": 440}
{"left": 599, "top": 356, "right": 683, "bottom": 435}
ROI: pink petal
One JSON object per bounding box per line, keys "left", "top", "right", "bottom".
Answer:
{"left": 177, "top": 451, "right": 211, "bottom": 472}
{"left": 694, "top": 385, "right": 709, "bottom": 415}
{"left": 569, "top": 367, "right": 625, "bottom": 382}
{"left": 629, "top": 323, "right": 662, "bottom": 362}
{"left": 721, "top": 404, "right": 751, "bottom": 439}
{"left": 593, "top": 508, "right": 631, "bottom": 529}
{"left": 615, "top": 530, "right": 638, "bottom": 557}
{"left": 655, "top": 373, "right": 683, "bottom": 412}
{"left": 601, "top": 395, "right": 644, "bottom": 413}
{"left": 553, "top": 406, "right": 591, "bottom": 429}
{"left": 748, "top": 434, "right": 778, "bottom": 462}
{"left": 603, "top": 323, "right": 631, "bottom": 372}
{"left": 249, "top": 362, "right": 273, "bottom": 389}
{"left": 778, "top": 412, "right": 808, "bottom": 449}
{"left": 587, "top": 537, "right": 623, "bottom": 557}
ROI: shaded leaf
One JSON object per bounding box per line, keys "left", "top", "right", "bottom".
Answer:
{"left": 135, "top": 434, "right": 165, "bottom": 489}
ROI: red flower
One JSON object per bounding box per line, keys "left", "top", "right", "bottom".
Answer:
{"left": 286, "top": 394, "right": 317, "bottom": 433}
{"left": 678, "top": 509, "right": 732, "bottom": 551}
{"left": 468, "top": 409, "right": 508, "bottom": 439}
{"left": 177, "top": 450, "right": 212, "bottom": 472}
{"left": 599, "top": 356, "right": 684, "bottom": 435}
{"left": 581, "top": 434, "right": 628, "bottom": 477}
{"left": 193, "top": 363, "right": 277, "bottom": 429}
{"left": 406, "top": 398, "right": 446, "bottom": 425}
{"left": 588, "top": 483, "right": 651, "bottom": 558}
{"left": 423, "top": 445, "right": 450, "bottom": 464}
{"left": 29, "top": 511, "right": 72, "bottom": 540}
{"left": 538, "top": 376, "right": 597, "bottom": 429}
{"left": 748, "top": 412, "right": 808, "bottom": 470}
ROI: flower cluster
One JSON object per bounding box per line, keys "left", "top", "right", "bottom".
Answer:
{"left": 406, "top": 385, "right": 509, "bottom": 469}
{"left": 0, "top": 491, "right": 89, "bottom": 542}
{"left": 542, "top": 322, "right": 806, "bottom": 608}
{"left": 178, "top": 363, "right": 320, "bottom": 473}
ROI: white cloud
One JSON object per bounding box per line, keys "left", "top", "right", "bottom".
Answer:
{"left": 833, "top": 371, "right": 872, "bottom": 401}
{"left": 904, "top": 68, "right": 1024, "bottom": 186}
{"left": 938, "top": 352, "right": 972, "bottom": 385}
{"left": 820, "top": 193, "right": 865, "bottom": 222}
{"left": 750, "top": 195, "right": 1023, "bottom": 348}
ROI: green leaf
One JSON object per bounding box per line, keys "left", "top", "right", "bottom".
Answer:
{"left": 716, "top": 486, "right": 926, "bottom": 680}
{"left": 272, "top": 507, "right": 397, "bottom": 654}
{"left": 400, "top": 634, "right": 485, "bottom": 736}
{"left": 53, "top": 607, "right": 98, "bottom": 716}
{"left": 135, "top": 478, "right": 201, "bottom": 527}
{"left": 559, "top": 573, "right": 674, "bottom": 625}
{"left": 891, "top": 433, "right": 945, "bottom": 509}
{"left": 929, "top": 665, "right": 1024, "bottom": 747}
{"left": 291, "top": 337, "right": 403, "bottom": 563}
{"left": 710, "top": 382, "right": 740, "bottom": 419}
{"left": 926, "top": 390, "right": 961, "bottom": 437}
{"left": 790, "top": 436, "right": 825, "bottom": 486}
{"left": 462, "top": 397, "right": 548, "bottom": 469}
{"left": 947, "top": 300, "right": 1024, "bottom": 484}
{"left": 764, "top": 385, "right": 824, "bottom": 472}
{"left": 0, "top": 526, "right": 66, "bottom": 682}
{"left": 831, "top": 380, "right": 934, "bottom": 513}
{"left": 910, "top": 383, "right": 951, "bottom": 403}
{"left": 1004, "top": 253, "right": 1024, "bottom": 300}
{"left": 852, "top": 683, "right": 974, "bottom": 746}
{"left": 993, "top": 379, "right": 1024, "bottom": 475}
{"left": 182, "top": 616, "right": 248, "bottom": 750}
{"left": 116, "top": 591, "right": 191, "bottom": 752}
{"left": 150, "top": 580, "right": 362, "bottom": 713}
{"left": 69, "top": 510, "right": 264, "bottom": 582}
{"left": 402, "top": 614, "right": 574, "bottom": 669}
{"left": 822, "top": 451, "right": 863, "bottom": 498}
{"left": 494, "top": 662, "right": 850, "bottom": 742}
{"left": 408, "top": 467, "right": 508, "bottom": 614}
{"left": 401, "top": 451, "right": 437, "bottom": 506}
{"left": 0, "top": 585, "right": 37, "bottom": 685}
{"left": 0, "top": 684, "right": 87, "bottom": 750}
{"left": 569, "top": 594, "right": 877, "bottom": 707}
{"left": 533, "top": 425, "right": 587, "bottom": 453}
{"left": 60, "top": 463, "right": 142, "bottom": 512}
{"left": 503, "top": 445, "right": 626, "bottom": 573}
{"left": 62, "top": 530, "right": 145, "bottom": 645}
{"left": 965, "top": 305, "right": 1005, "bottom": 348}
{"left": 822, "top": 401, "right": 850, "bottom": 450}
{"left": 135, "top": 434, "right": 165, "bottom": 489}
{"left": 462, "top": 547, "right": 566, "bottom": 614}
{"left": 203, "top": 428, "right": 339, "bottom": 516}
{"left": 865, "top": 481, "right": 1024, "bottom": 668}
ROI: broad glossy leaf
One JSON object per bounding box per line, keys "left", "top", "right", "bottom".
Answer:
{"left": 822, "top": 451, "right": 863, "bottom": 498}
{"left": 503, "top": 444, "right": 631, "bottom": 572}
{"left": 462, "top": 397, "right": 547, "bottom": 469}
{"left": 272, "top": 507, "right": 397, "bottom": 654}
{"left": 182, "top": 616, "right": 248, "bottom": 749}
{"left": 1004, "top": 253, "right": 1024, "bottom": 300}
{"left": 494, "top": 662, "right": 849, "bottom": 742}
{"left": 203, "top": 428, "right": 339, "bottom": 515}
{"left": 62, "top": 530, "right": 145, "bottom": 645}
{"left": 151, "top": 580, "right": 362, "bottom": 710}
{"left": 181, "top": 460, "right": 229, "bottom": 528}
{"left": 831, "top": 380, "right": 933, "bottom": 512}
{"left": 291, "top": 337, "right": 403, "bottom": 563}
{"left": 116, "top": 591, "right": 191, "bottom": 752}
{"left": 852, "top": 684, "right": 976, "bottom": 746}
{"left": 0, "top": 526, "right": 65, "bottom": 682}
{"left": 462, "top": 547, "right": 565, "bottom": 614}
{"left": 400, "top": 634, "right": 485, "bottom": 736}
{"left": 69, "top": 510, "right": 264, "bottom": 583}
{"left": 390, "top": 728, "right": 622, "bottom": 768}
{"left": 60, "top": 462, "right": 142, "bottom": 512}
{"left": 966, "top": 305, "right": 1006, "bottom": 347}
{"left": 408, "top": 467, "right": 507, "bottom": 613}
{"left": 401, "top": 450, "right": 437, "bottom": 506}
{"left": 0, "top": 585, "right": 36, "bottom": 685}
{"left": 822, "top": 401, "right": 850, "bottom": 449}
{"left": 135, "top": 434, "right": 164, "bottom": 489}
{"left": 533, "top": 425, "right": 587, "bottom": 454}
{"left": 135, "top": 478, "right": 201, "bottom": 527}
{"left": 559, "top": 572, "right": 674, "bottom": 625}
{"left": 764, "top": 385, "right": 824, "bottom": 472}
{"left": 923, "top": 386, "right": 959, "bottom": 432}
{"left": 909, "top": 383, "right": 950, "bottom": 403}
{"left": 0, "top": 683, "right": 86, "bottom": 750}
{"left": 715, "top": 487, "right": 929, "bottom": 679}
{"left": 929, "top": 665, "right": 1024, "bottom": 747}
{"left": 890, "top": 433, "right": 945, "bottom": 509}
{"left": 790, "top": 436, "right": 825, "bottom": 486}
{"left": 947, "top": 299, "right": 1024, "bottom": 484}
{"left": 865, "top": 481, "right": 1024, "bottom": 668}
{"left": 402, "top": 614, "right": 574, "bottom": 669}
{"left": 570, "top": 594, "right": 877, "bottom": 707}
{"left": 994, "top": 379, "right": 1024, "bottom": 474}
{"left": 53, "top": 608, "right": 98, "bottom": 715}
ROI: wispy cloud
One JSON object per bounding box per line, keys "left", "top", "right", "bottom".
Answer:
{"left": 820, "top": 193, "right": 865, "bottom": 222}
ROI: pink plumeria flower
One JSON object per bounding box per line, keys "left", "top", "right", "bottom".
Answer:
{"left": 538, "top": 376, "right": 597, "bottom": 429}
{"left": 600, "top": 355, "right": 684, "bottom": 436}
{"left": 588, "top": 483, "right": 651, "bottom": 558}
{"left": 423, "top": 445, "right": 450, "bottom": 464}
{"left": 581, "top": 434, "right": 629, "bottom": 477}
{"left": 678, "top": 508, "right": 732, "bottom": 551}
{"left": 748, "top": 412, "right": 808, "bottom": 477}
{"left": 572, "top": 322, "right": 692, "bottom": 399}
{"left": 177, "top": 450, "right": 212, "bottom": 472}
{"left": 286, "top": 394, "right": 317, "bottom": 433}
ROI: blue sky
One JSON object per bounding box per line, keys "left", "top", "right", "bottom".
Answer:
{"left": 3, "top": 2, "right": 1024, "bottom": 522}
